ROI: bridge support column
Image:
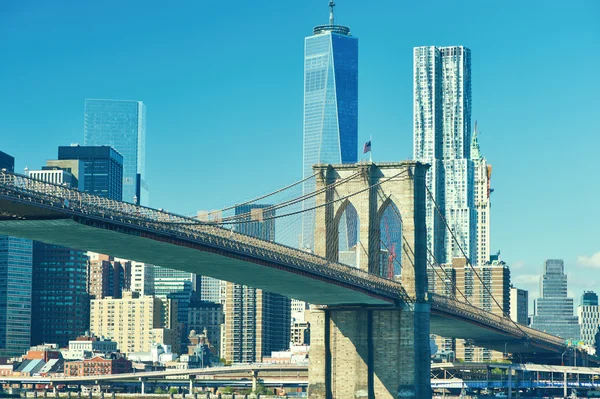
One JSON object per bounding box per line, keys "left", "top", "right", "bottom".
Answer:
{"left": 189, "top": 375, "right": 195, "bottom": 394}
{"left": 139, "top": 378, "right": 147, "bottom": 395}
{"left": 251, "top": 370, "right": 258, "bottom": 393}
{"left": 508, "top": 365, "right": 512, "bottom": 399}
{"left": 308, "top": 305, "right": 431, "bottom": 399}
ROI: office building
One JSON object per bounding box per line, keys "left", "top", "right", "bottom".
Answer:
{"left": 28, "top": 167, "right": 79, "bottom": 187}
{"left": 188, "top": 300, "right": 224, "bottom": 356}
{"left": 0, "top": 152, "right": 32, "bottom": 357}
{"left": 301, "top": 2, "right": 358, "bottom": 250}
{"left": 413, "top": 45, "right": 475, "bottom": 265}
{"left": 31, "top": 243, "right": 89, "bottom": 347}
{"left": 0, "top": 235, "right": 32, "bottom": 357}
{"left": 578, "top": 291, "right": 600, "bottom": 346}
{"left": 531, "top": 259, "right": 580, "bottom": 340}
{"left": 26, "top": 163, "right": 90, "bottom": 347}
{"left": 90, "top": 291, "right": 179, "bottom": 354}
{"left": 0, "top": 151, "right": 15, "bottom": 172}
{"left": 58, "top": 145, "right": 123, "bottom": 201}
{"left": 62, "top": 334, "right": 119, "bottom": 360}
{"left": 200, "top": 276, "right": 224, "bottom": 305}
{"left": 153, "top": 266, "right": 195, "bottom": 326}
{"left": 223, "top": 205, "right": 291, "bottom": 363}
{"left": 84, "top": 99, "right": 148, "bottom": 205}
{"left": 130, "top": 261, "right": 155, "bottom": 296}
{"left": 510, "top": 287, "right": 528, "bottom": 325}
{"left": 87, "top": 254, "right": 131, "bottom": 299}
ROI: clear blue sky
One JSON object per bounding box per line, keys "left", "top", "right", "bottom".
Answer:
{"left": 1, "top": 0, "right": 599, "bottom": 301}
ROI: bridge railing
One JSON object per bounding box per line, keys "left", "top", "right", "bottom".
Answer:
{"left": 429, "top": 293, "right": 565, "bottom": 347}
{"left": 0, "top": 171, "right": 411, "bottom": 302}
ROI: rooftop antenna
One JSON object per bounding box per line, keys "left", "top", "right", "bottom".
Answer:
{"left": 329, "top": 0, "right": 335, "bottom": 26}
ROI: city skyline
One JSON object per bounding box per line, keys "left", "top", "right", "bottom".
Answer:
{"left": 1, "top": 0, "right": 599, "bottom": 301}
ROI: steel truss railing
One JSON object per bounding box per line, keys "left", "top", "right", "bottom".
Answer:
{"left": 0, "top": 171, "right": 411, "bottom": 302}
{"left": 429, "top": 293, "right": 565, "bottom": 347}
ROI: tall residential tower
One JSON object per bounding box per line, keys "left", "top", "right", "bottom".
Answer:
{"left": 413, "top": 46, "right": 475, "bottom": 265}
{"left": 302, "top": 1, "right": 358, "bottom": 250}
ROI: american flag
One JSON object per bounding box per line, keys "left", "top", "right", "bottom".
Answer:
{"left": 363, "top": 140, "right": 371, "bottom": 154}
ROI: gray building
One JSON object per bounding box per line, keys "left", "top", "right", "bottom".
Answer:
{"left": 0, "top": 151, "right": 32, "bottom": 357}
{"left": 84, "top": 99, "right": 147, "bottom": 205}
{"left": 153, "top": 266, "right": 196, "bottom": 326}
{"left": 531, "top": 259, "right": 580, "bottom": 340}
{"left": 58, "top": 145, "right": 123, "bottom": 201}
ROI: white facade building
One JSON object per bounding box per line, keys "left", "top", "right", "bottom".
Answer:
{"left": 510, "top": 287, "right": 529, "bottom": 325}
{"left": 129, "top": 261, "right": 155, "bottom": 296}
{"left": 578, "top": 292, "right": 600, "bottom": 346}
{"left": 62, "top": 337, "right": 118, "bottom": 360}
{"left": 413, "top": 45, "right": 475, "bottom": 265}
{"left": 472, "top": 125, "right": 492, "bottom": 266}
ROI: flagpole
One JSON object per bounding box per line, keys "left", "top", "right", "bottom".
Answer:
{"left": 369, "top": 134, "right": 372, "bottom": 162}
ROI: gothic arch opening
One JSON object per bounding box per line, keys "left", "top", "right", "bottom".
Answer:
{"left": 378, "top": 198, "right": 403, "bottom": 280}
{"left": 334, "top": 199, "right": 360, "bottom": 268}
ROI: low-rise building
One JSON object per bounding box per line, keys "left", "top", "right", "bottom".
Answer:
{"left": 62, "top": 335, "right": 118, "bottom": 360}
{"left": 90, "top": 291, "right": 181, "bottom": 354}
{"left": 188, "top": 300, "right": 223, "bottom": 356}
{"left": 64, "top": 355, "right": 131, "bottom": 377}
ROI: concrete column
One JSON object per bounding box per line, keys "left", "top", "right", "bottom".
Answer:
{"left": 508, "top": 365, "right": 512, "bottom": 399}
{"left": 139, "top": 378, "right": 146, "bottom": 395}
{"left": 189, "top": 375, "right": 195, "bottom": 394}
{"left": 564, "top": 371, "right": 567, "bottom": 399}
{"left": 251, "top": 370, "right": 258, "bottom": 393}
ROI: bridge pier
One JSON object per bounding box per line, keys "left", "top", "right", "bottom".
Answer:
{"left": 308, "top": 305, "right": 431, "bottom": 399}
{"left": 189, "top": 375, "right": 195, "bottom": 394}
{"left": 139, "top": 377, "right": 147, "bottom": 395}
{"left": 251, "top": 370, "right": 258, "bottom": 393}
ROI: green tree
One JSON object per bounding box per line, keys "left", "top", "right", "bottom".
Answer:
{"left": 169, "top": 387, "right": 179, "bottom": 394}
{"left": 253, "top": 382, "right": 269, "bottom": 395}
{"left": 154, "top": 387, "right": 165, "bottom": 394}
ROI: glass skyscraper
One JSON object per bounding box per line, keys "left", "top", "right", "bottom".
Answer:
{"left": 0, "top": 236, "right": 32, "bottom": 357}
{"left": 32, "top": 243, "right": 89, "bottom": 347}
{"left": 84, "top": 99, "right": 148, "bottom": 205}
{"left": 531, "top": 259, "right": 580, "bottom": 340}
{"left": 413, "top": 45, "right": 475, "bottom": 264}
{"left": 153, "top": 266, "right": 196, "bottom": 326}
{"left": 58, "top": 145, "right": 124, "bottom": 201}
{"left": 0, "top": 152, "right": 32, "bottom": 357}
{"left": 302, "top": 2, "right": 358, "bottom": 250}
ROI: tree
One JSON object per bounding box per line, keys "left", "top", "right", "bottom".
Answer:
{"left": 169, "top": 387, "right": 179, "bottom": 395}
{"left": 254, "top": 382, "right": 269, "bottom": 395}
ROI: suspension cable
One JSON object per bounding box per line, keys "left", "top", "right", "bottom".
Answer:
{"left": 216, "top": 172, "right": 319, "bottom": 213}
{"left": 422, "top": 182, "right": 529, "bottom": 338}
{"left": 218, "top": 169, "right": 410, "bottom": 225}
{"left": 217, "top": 171, "right": 361, "bottom": 223}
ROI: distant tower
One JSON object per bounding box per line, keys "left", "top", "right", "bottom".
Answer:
{"left": 84, "top": 99, "right": 148, "bottom": 205}
{"left": 302, "top": 1, "right": 358, "bottom": 250}
{"left": 531, "top": 259, "right": 580, "bottom": 340}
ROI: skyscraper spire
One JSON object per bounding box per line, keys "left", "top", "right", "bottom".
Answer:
{"left": 329, "top": 1, "right": 335, "bottom": 26}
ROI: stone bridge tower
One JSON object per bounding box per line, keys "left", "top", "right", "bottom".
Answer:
{"left": 308, "top": 161, "right": 431, "bottom": 399}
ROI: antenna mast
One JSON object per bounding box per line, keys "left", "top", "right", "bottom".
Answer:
{"left": 329, "top": 1, "right": 335, "bottom": 25}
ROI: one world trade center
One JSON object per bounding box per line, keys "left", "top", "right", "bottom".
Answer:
{"left": 302, "top": 1, "right": 358, "bottom": 252}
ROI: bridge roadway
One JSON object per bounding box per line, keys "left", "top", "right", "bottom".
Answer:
{"left": 0, "top": 171, "right": 587, "bottom": 360}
